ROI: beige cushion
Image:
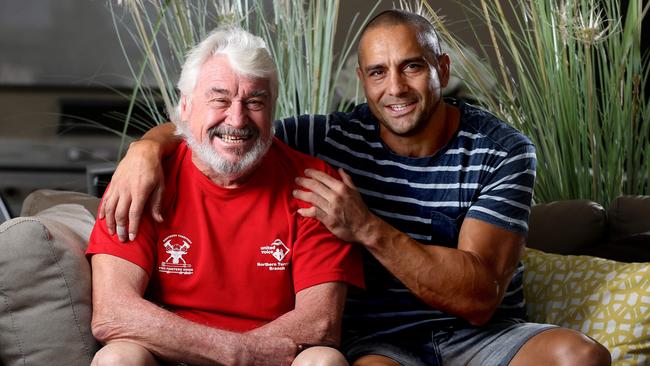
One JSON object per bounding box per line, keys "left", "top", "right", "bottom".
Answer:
{"left": 0, "top": 203, "right": 99, "bottom": 366}
{"left": 20, "top": 189, "right": 100, "bottom": 218}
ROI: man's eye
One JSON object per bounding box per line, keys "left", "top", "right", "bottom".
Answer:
{"left": 246, "top": 100, "right": 265, "bottom": 111}
{"left": 211, "top": 99, "right": 230, "bottom": 107}
{"left": 369, "top": 70, "right": 384, "bottom": 77}
{"left": 404, "top": 63, "right": 423, "bottom": 72}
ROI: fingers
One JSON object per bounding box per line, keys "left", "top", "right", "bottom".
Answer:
{"left": 127, "top": 200, "right": 145, "bottom": 242}
{"left": 303, "top": 169, "right": 344, "bottom": 190}
{"left": 150, "top": 184, "right": 165, "bottom": 223}
{"left": 102, "top": 192, "right": 118, "bottom": 236}
{"left": 292, "top": 188, "right": 330, "bottom": 212}
{"left": 296, "top": 206, "right": 326, "bottom": 221}
{"left": 98, "top": 185, "right": 111, "bottom": 220}
{"left": 338, "top": 168, "right": 357, "bottom": 189}
{"left": 114, "top": 195, "right": 132, "bottom": 242}
{"left": 294, "top": 175, "right": 337, "bottom": 203}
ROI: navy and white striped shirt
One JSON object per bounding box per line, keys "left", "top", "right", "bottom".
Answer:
{"left": 275, "top": 98, "right": 536, "bottom": 338}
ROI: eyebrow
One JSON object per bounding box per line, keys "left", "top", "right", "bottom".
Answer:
{"left": 207, "top": 88, "right": 230, "bottom": 97}
{"left": 205, "top": 88, "right": 268, "bottom": 98}
{"left": 248, "top": 90, "right": 269, "bottom": 98}
{"left": 363, "top": 56, "right": 427, "bottom": 73}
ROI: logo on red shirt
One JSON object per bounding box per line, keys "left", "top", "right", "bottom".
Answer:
{"left": 159, "top": 234, "right": 194, "bottom": 275}
{"left": 257, "top": 239, "right": 290, "bottom": 271}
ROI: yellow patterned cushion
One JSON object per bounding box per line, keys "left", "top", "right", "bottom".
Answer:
{"left": 523, "top": 248, "right": 650, "bottom": 365}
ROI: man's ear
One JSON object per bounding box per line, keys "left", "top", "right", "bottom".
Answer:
{"left": 437, "top": 53, "right": 451, "bottom": 88}
{"left": 356, "top": 67, "right": 363, "bottom": 81}
{"left": 179, "top": 95, "right": 189, "bottom": 120}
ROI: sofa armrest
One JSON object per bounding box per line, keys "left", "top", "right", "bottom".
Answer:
{"left": 0, "top": 203, "right": 99, "bottom": 366}
{"left": 20, "top": 189, "right": 100, "bottom": 218}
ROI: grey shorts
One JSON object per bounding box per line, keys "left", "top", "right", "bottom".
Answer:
{"left": 343, "top": 319, "right": 557, "bottom": 366}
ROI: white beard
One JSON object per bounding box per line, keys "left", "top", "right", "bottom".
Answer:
{"left": 176, "top": 121, "right": 273, "bottom": 179}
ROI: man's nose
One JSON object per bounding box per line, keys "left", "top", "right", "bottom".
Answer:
{"left": 387, "top": 71, "right": 409, "bottom": 96}
{"left": 226, "top": 101, "right": 248, "bottom": 127}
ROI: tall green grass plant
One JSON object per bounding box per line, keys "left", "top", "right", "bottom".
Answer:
{"left": 112, "top": 0, "right": 648, "bottom": 205}
{"left": 110, "top": 0, "right": 376, "bottom": 155}
{"left": 426, "top": 0, "right": 649, "bottom": 205}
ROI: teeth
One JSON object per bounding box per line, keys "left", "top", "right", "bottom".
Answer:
{"left": 390, "top": 103, "right": 409, "bottom": 111}
{"left": 220, "top": 134, "right": 248, "bottom": 143}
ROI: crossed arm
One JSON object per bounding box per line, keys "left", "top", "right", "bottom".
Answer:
{"left": 91, "top": 254, "right": 347, "bottom": 365}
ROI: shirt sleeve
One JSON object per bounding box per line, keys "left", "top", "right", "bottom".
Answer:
{"left": 466, "top": 143, "right": 537, "bottom": 233}
{"left": 85, "top": 194, "right": 158, "bottom": 277}
{"left": 290, "top": 165, "right": 365, "bottom": 293}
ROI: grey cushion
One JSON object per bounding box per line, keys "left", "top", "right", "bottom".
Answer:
{"left": 0, "top": 203, "right": 99, "bottom": 366}
{"left": 527, "top": 200, "right": 607, "bottom": 254}
{"left": 20, "top": 189, "right": 100, "bottom": 218}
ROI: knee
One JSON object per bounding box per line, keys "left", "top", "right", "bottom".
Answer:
{"left": 565, "top": 339, "right": 611, "bottom": 366}
{"left": 91, "top": 342, "right": 156, "bottom": 366}
{"left": 92, "top": 346, "right": 133, "bottom": 366}
{"left": 551, "top": 333, "right": 611, "bottom": 366}
{"left": 352, "top": 355, "right": 400, "bottom": 366}
{"left": 291, "top": 346, "right": 348, "bottom": 366}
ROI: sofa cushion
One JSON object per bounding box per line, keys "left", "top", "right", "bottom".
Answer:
{"left": 0, "top": 203, "right": 99, "bottom": 366}
{"left": 523, "top": 248, "right": 650, "bottom": 365}
{"left": 527, "top": 200, "right": 607, "bottom": 254}
{"left": 20, "top": 189, "right": 100, "bottom": 218}
{"left": 581, "top": 232, "right": 650, "bottom": 263}
{"left": 608, "top": 196, "right": 650, "bottom": 242}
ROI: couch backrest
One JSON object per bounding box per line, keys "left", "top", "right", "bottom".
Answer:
{"left": 527, "top": 196, "right": 650, "bottom": 262}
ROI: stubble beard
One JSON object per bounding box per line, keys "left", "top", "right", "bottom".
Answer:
{"left": 378, "top": 94, "right": 442, "bottom": 138}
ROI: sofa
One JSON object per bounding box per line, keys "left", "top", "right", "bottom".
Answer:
{"left": 0, "top": 189, "right": 648, "bottom": 365}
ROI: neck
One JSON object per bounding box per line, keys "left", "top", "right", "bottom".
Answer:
{"left": 192, "top": 156, "right": 256, "bottom": 189}
{"left": 380, "top": 101, "right": 459, "bottom": 158}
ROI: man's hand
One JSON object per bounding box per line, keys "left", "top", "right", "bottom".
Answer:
{"left": 293, "top": 168, "right": 375, "bottom": 243}
{"left": 99, "top": 139, "right": 165, "bottom": 242}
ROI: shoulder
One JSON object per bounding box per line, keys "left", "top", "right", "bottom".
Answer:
{"left": 270, "top": 137, "right": 337, "bottom": 175}
{"left": 454, "top": 99, "right": 535, "bottom": 155}
{"left": 158, "top": 141, "right": 193, "bottom": 213}
{"left": 336, "top": 103, "right": 379, "bottom": 133}
{"left": 275, "top": 104, "right": 378, "bottom": 133}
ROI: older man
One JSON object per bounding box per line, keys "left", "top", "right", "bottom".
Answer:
{"left": 100, "top": 10, "right": 610, "bottom": 366}
{"left": 86, "top": 27, "right": 363, "bottom": 366}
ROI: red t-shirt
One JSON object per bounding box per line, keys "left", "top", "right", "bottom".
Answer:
{"left": 87, "top": 139, "right": 364, "bottom": 332}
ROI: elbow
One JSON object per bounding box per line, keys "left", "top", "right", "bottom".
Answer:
{"left": 459, "top": 289, "right": 501, "bottom": 326}
{"left": 91, "top": 316, "right": 113, "bottom": 344}
{"left": 311, "top": 317, "right": 341, "bottom": 347}
{"left": 91, "top": 307, "right": 125, "bottom": 344}
{"left": 464, "top": 306, "right": 497, "bottom": 326}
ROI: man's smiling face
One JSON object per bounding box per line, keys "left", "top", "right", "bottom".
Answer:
{"left": 357, "top": 23, "right": 449, "bottom": 138}
{"left": 179, "top": 54, "right": 273, "bottom": 178}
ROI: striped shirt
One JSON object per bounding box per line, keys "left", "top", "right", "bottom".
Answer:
{"left": 275, "top": 98, "right": 536, "bottom": 338}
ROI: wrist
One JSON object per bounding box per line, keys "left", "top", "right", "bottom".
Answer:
{"left": 358, "top": 214, "right": 388, "bottom": 249}
{"left": 130, "top": 138, "right": 163, "bottom": 160}
{"left": 230, "top": 333, "right": 254, "bottom": 366}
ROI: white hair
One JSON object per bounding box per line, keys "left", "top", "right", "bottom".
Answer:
{"left": 173, "top": 27, "right": 278, "bottom": 121}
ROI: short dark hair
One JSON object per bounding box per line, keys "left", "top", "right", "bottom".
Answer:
{"left": 359, "top": 9, "right": 442, "bottom": 64}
